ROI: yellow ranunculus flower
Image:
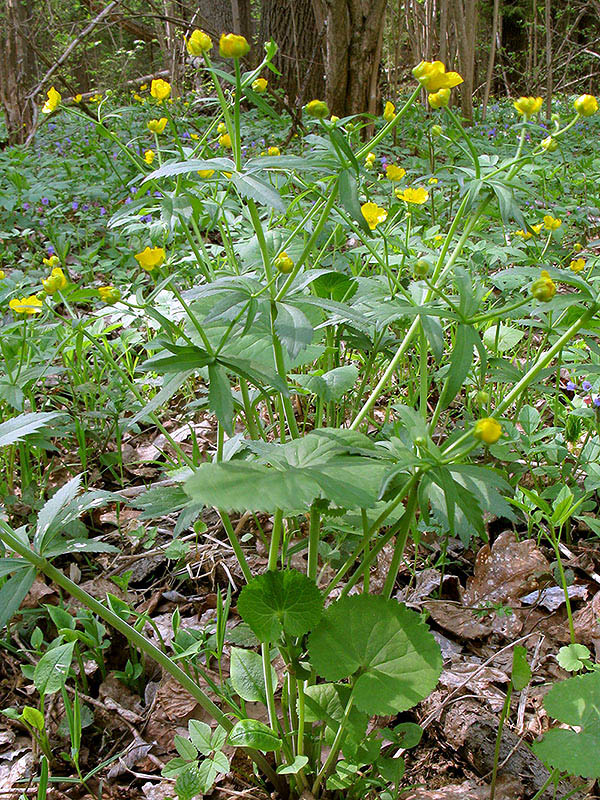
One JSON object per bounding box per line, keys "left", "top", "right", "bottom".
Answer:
{"left": 364, "top": 152, "right": 376, "bottom": 169}
{"left": 133, "top": 93, "right": 144, "bottom": 103}
{"left": 267, "top": 146, "right": 280, "bottom": 156}
{"left": 396, "top": 186, "right": 429, "bottom": 204}
{"left": 514, "top": 229, "right": 533, "bottom": 240}
{"left": 0, "top": 270, "right": 5, "bottom": 280}
{"left": 73, "top": 94, "right": 82, "bottom": 103}
{"left": 42, "top": 267, "right": 68, "bottom": 295}
{"left": 573, "top": 242, "right": 583, "bottom": 253}
{"left": 186, "top": 29, "right": 212, "bottom": 56}
{"left": 98, "top": 286, "right": 121, "bottom": 304}
{"left": 569, "top": 258, "right": 585, "bottom": 273}
{"left": 150, "top": 79, "right": 171, "bottom": 101}
{"left": 217, "top": 122, "right": 227, "bottom": 134}
{"left": 531, "top": 270, "right": 556, "bottom": 302}
{"left": 543, "top": 214, "right": 562, "bottom": 231}
{"left": 252, "top": 78, "right": 268, "bottom": 93}
{"left": 412, "top": 61, "right": 463, "bottom": 92}
{"left": 197, "top": 169, "right": 215, "bottom": 179}
{"left": 42, "top": 87, "right": 61, "bottom": 114}
{"left": 428, "top": 88, "right": 451, "bottom": 109}
{"left": 9, "top": 295, "right": 43, "bottom": 315}
{"left": 134, "top": 246, "right": 166, "bottom": 271}
{"left": 474, "top": 417, "right": 502, "bottom": 445}
{"left": 219, "top": 133, "right": 232, "bottom": 148}
{"left": 305, "top": 99, "right": 330, "bottom": 119}
{"left": 219, "top": 33, "right": 250, "bottom": 58}
{"left": 383, "top": 101, "right": 396, "bottom": 121}
{"left": 43, "top": 255, "right": 60, "bottom": 268}
{"left": 148, "top": 117, "right": 168, "bottom": 134}
{"left": 144, "top": 149, "right": 155, "bottom": 165}
{"left": 275, "top": 252, "right": 294, "bottom": 273}
{"left": 513, "top": 96, "right": 543, "bottom": 116}
{"left": 385, "top": 164, "right": 406, "bottom": 181}
{"left": 574, "top": 94, "right": 598, "bottom": 116}
{"left": 361, "top": 202, "right": 387, "bottom": 230}
{"left": 140, "top": 83, "right": 148, "bottom": 91}
{"left": 330, "top": 115, "right": 340, "bottom": 123}
{"left": 531, "top": 223, "right": 544, "bottom": 235}
{"left": 428, "top": 177, "right": 438, "bottom": 185}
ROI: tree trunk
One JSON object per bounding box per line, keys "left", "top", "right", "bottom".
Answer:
{"left": 545, "top": 0, "right": 552, "bottom": 119}
{"left": 260, "top": 0, "right": 324, "bottom": 106}
{"left": 452, "top": 0, "right": 477, "bottom": 124}
{"left": 310, "top": 0, "right": 387, "bottom": 117}
{"left": 0, "top": 0, "right": 37, "bottom": 144}
{"left": 482, "top": 0, "right": 501, "bottom": 119}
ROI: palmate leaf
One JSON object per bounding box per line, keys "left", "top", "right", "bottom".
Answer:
{"left": 0, "top": 412, "right": 63, "bottom": 448}
{"left": 308, "top": 595, "right": 442, "bottom": 715}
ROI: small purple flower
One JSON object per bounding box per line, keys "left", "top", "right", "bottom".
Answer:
{"left": 47, "top": 245, "right": 55, "bottom": 255}
{"left": 154, "top": 191, "right": 161, "bottom": 198}
{"left": 22, "top": 202, "right": 30, "bottom": 211}
{"left": 99, "top": 207, "right": 106, "bottom": 216}
{"left": 582, "top": 380, "right": 592, "bottom": 391}
{"left": 125, "top": 197, "right": 132, "bottom": 205}
{"left": 566, "top": 380, "right": 576, "bottom": 391}
{"left": 82, "top": 204, "right": 90, "bottom": 211}
{"left": 71, "top": 201, "right": 79, "bottom": 211}
{"left": 130, "top": 185, "right": 137, "bottom": 194}
{"left": 140, "top": 213, "right": 152, "bottom": 223}
{"left": 594, "top": 397, "right": 600, "bottom": 408}
{"left": 41, "top": 197, "right": 50, "bottom": 206}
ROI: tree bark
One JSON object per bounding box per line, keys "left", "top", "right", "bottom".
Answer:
{"left": 545, "top": 0, "right": 552, "bottom": 120}
{"left": 452, "top": 0, "right": 478, "bottom": 124}
{"left": 310, "top": 0, "right": 388, "bottom": 117}
{"left": 482, "top": 0, "right": 501, "bottom": 119}
{"left": 0, "top": 0, "right": 37, "bottom": 144}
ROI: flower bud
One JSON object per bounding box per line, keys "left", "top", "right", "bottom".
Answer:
{"left": 541, "top": 136, "right": 558, "bottom": 152}
{"left": 430, "top": 124, "right": 443, "bottom": 137}
{"left": 305, "top": 99, "right": 330, "bottom": 119}
{"left": 574, "top": 94, "right": 598, "bottom": 116}
{"left": 186, "top": 29, "right": 212, "bottom": 56}
{"left": 531, "top": 270, "right": 556, "bottom": 302}
{"left": 428, "top": 88, "right": 451, "bottom": 109}
{"left": 275, "top": 252, "right": 294, "bottom": 273}
{"left": 474, "top": 417, "right": 502, "bottom": 445}
{"left": 252, "top": 78, "right": 268, "bottom": 93}
{"left": 98, "top": 286, "right": 121, "bottom": 304}
{"left": 413, "top": 257, "right": 431, "bottom": 278}
{"left": 219, "top": 33, "right": 250, "bottom": 58}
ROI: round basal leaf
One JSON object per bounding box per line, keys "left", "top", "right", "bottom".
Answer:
{"left": 556, "top": 643, "right": 591, "bottom": 672}
{"left": 227, "top": 719, "right": 282, "bottom": 752}
{"left": 532, "top": 671, "right": 600, "bottom": 779}
{"left": 392, "top": 722, "right": 423, "bottom": 749}
{"left": 307, "top": 595, "right": 442, "bottom": 715}
{"left": 237, "top": 569, "right": 323, "bottom": 642}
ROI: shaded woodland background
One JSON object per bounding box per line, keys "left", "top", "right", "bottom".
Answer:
{"left": 2, "top": 0, "right": 600, "bottom": 145}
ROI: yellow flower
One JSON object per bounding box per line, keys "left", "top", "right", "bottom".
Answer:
{"left": 330, "top": 115, "right": 340, "bottom": 123}
{"left": 428, "top": 177, "right": 438, "bottom": 185}
{"left": 364, "top": 152, "right": 376, "bottom": 169}
{"left": 431, "top": 124, "right": 443, "bottom": 137}
{"left": 513, "top": 96, "right": 543, "bottom": 116}
{"left": 574, "top": 94, "right": 598, "bottom": 116}
{"left": 43, "top": 255, "right": 60, "bottom": 268}
{"left": 73, "top": 94, "right": 82, "bottom": 103}
{"left": 150, "top": 79, "right": 171, "bottom": 101}
{"left": 134, "top": 246, "right": 166, "bottom": 271}
{"left": 98, "top": 286, "right": 121, "bottom": 304}
{"left": 144, "top": 149, "right": 155, "bottom": 165}
{"left": 219, "top": 33, "right": 250, "bottom": 58}
{"left": 428, "top": 88, "right": 451, "bottom": 109}
{"left": 267, "top": 146, "right": 280, "bottom": 156}
{"left": 541, "top": 136, "right": 558, "bottom": 152}
{"left": 42, "top": 87, "right": 61, "bottom": 114}
{"left": 361, "top": 202, "right": 387, "bottom": 230}
{"left": 474, "top": 417, "right": 502, "bottom": 445}
{"left": 186, "top": 29, "right": 212, "bottom": 56}
{"left": 275, "top": 252, "right": 294, "bottom": 273}
{"left": 531, "top": 223, "right": 544, "bottom": 235}
{"left": 569, "top": 258, "right": 585, "bottom": 273}
{"left": 412, "top": 61, "right": 463, "bottom": 92}
{"left": 305, "top": 99, "right": 329, "bottom": 119}
{"left": 383, "top": 101, "right": 395, "bottom": 121}
{"left": 219, "top": 133, "right": 232, "bottom": 148}
{"left": 133, "top": 93, "right": 144, "bottom": 103}
{"left": 531, "top": 270, "right": 556, "bottom": 302}
{"left": 42, "top": 267, "right": 68, "bottom": 295}
{"left": 197, "top": 169, "right": 215, "bottom": 179}
{"left": 514, "top": 229, "right": 533, "bottom": 240}
{"left": 217, "top": 122, "right": 228, "bottom": 136}
{"left": 396, "top": 186, "right": 429, "bottom": 204}
{"left": 90, "top": 93, "right": 103, "bottom": 103}
{"left": 190, "top": 133, "right": 199, "bottom": 140}
{"left": 385, "top": 164, "right": 406, "bottom": 181}
{"left": 148, "top": 117, "right": 168, "bottom": 134}
{"left": 140, "top": 83, "right": 148, "bottom": 91}
{"left": 0, "top": 270, "right": 5, "bottom": 280}
{"left": 252, "top": 78, "right": 268, "bottom": 93}
{"left": 573, "top": 242, "right": 583, "bottom": 253}
{"left": 9, "top": 295, "right": 43, "bottom": 315}
{"left": 543, "top": 214, "right": 562, "bottom": 231}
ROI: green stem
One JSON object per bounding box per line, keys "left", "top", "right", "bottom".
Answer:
{"left": 312, "top": 691, "right": 354, "bottom": 794}
{"left": 490, "top": 684, "right": 512, "bottom": 800}
{"left": 382, "top": 483, "right": 419, "bottom": 598}
{"left": 219, "top": 511, "right": 253, "bottom": 583}
{"left": 307, "top": 504, "right": 321, "bottom": 581}
{"left": 444, "top": 106, "right": 480, "bottom": 178}
{"left": 268, "top": 508, "right": 284, "bottom": 570}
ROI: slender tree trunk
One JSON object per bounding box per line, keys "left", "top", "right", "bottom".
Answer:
{"left": 482, "top": 0, "right": 501, "bottom": 119}
{"left": 439, "top": 0, "right": 449, "bottom": 63}
{"left": 0, "top": 0, "right": 37, "bottom": 144}
{"left": 545, "top": 0, "right": 552, "bottom": 119}
{"left": 452, "top": 0, "right": 477, "bottom": 123}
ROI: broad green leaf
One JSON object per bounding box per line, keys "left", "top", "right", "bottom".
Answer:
{"left": 0, "top": 557, "right": 28, "bottom": 579}
{"left": 308, "top": 595, "right": 442, "bottom": 714}
{"left": 34, "top": 642, "right": 75, "bottom": 695}
{"left": 378, "top": 756, "right": 405, "bottom": 785}
{"left": 231, "top": 174, "right": 286, "bottom": 212}
{"left": 146, "top": 157, "right": 235, "bottom": 181}
{"left": 188, "top": 720, "right": 212, "bottom": 755}
{"left": 237, "top": 570, "right": 323, "bottom": 642}
{"left": 483, "top": 324, "right": 525, "bottom": 353}
{"left": 511, "top": 645, "right": 531, "bottom": 691}
{"left": 230, "top": 647, "right": 277, "bottom": 702}
{"left": 140, "top": 344, "right": 212, "bottom": 374}
{"left": 277, "top": 755, "right": 309, "bottom": 774}
{"left": 339, "top": 169, "right": 371, "bottom": 235}
{"left": 295, "top": 365, "right": 359, "bottom": 402}
{"left": 0, "top": 568, "right": 36, "bottom": 631}
{"left": 227, "top": 719, "right": 282, "bottom": 751}
{"left": 392, "top": 722, "right": 423, "bottom": 749}
{"left": 208, "top": 362, "right": 234, "bottom": 435}
{"left": 0, "top": 412, "right": 62, "bottom": 448}
{"left": 302, "top": 682, "right": 368, "bottom": 747}
{"left": 175, "top": 733, "right": 198, "bottom": 760}
{"left": 22, "top": 706, "right": 45, "bottom": 731}
{"left": 532, "top": 671, "right": 600, "bottom": 778}
{"left": 437, "top": 324, "right": 477, "bottom": 410}
{"left": 198, "top": 752, "right": 229, "bottom": 790}
{"left": 175, "top": 763, "right": 203, "bottom": 800}
{"left": 274, "top": 303, "right": 313, "bottom": 359}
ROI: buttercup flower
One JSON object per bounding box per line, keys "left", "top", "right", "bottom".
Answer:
{"left": 275, "top": 252, "right": 294, "bottom": 273}
{"left": 133, "top": 93, "right": 144, "bottom": 103}
{"left": 148, "top": 118, "right": 168, "bottom": 134}
{"left": 197, "top": 169, "right": 215, "bottom": 179}
{"left": 514, "top": 229, "right": 533, "bottom": 240}
{"left": 412, "top": 61, "right": 463, "bottom": 92}
{"left": 531, "top": 223, "right": 544, "bottom": 235}
{"left": 383, "top": 101, "right": 396, "bottom": 121}
{"left": 569, "top": 258, "right": 585, "bottom": 273}
{"left": 364, "top": 152, "right": 376, "bottom": 169}
{"left": 150, "top": 79, "right": 171, "bottom": 101}
{"left": 217, "top": 122, "right": 227, "bottom": 134}
{"left": 305, "top": 99, "right": 329, "bottom": 119}
{"left": 428, "top": 177, "right": 438, "bottom": 184}
{"left": 574, "top": 94, "right": 598, "bottom": 116}
{"left": 0, "top": 270, "right": 5, "bottom": 280}
{"left": 386, "top": 164, "right": 406, "bottom": 181}
{"left": 474, "top": 417, "right": 502, "bottom": 445}
{"left": 98, "top": 286, "right": 121, "bottom": 304}
{"left": 186, "top": 29, "right": 212, "bottom": 56}
{"left": 43, "top": 255, "right": 60, "bottom": 268}
{"left": 73, "top": 94, "right": 82, "bottom": 103}
{"left": 267, "top": 146, "right": 280, "bottom": 156}
{"left": 42, "top": 87, "right": 61, "bottom": 114}
{"left": 531, "top": 270, "right": 556, "bottom": 302}
{"left": 361, "top": 202, "right": 387, "bottom": 230}
{"left": 513, "top": 96, "right": 543, "bottom": 116}
{"left": 144, "top": 149, "right": 155, "bottom": 165}
{"left": 543, "top": 214, "right": 562, "bottom": 231}
{"left": 573, "top": 242, "right": 584, "bottom": 252}
{"left": 42, "top": 267, "right": 68, "bottom": 295}
{"left": 9, "top": 295, "right": 43, "bottom": 315}
{"left": 396, "top": 186, "right": 429, "bottom": 204}
{"left": 428, "top": 88, "right": 451, "bottom": 109}
{"left": 252, "top": 78, "right": 268, "bottom": 93}
{"left": 219, "top": 133, "right": 232, "bottom": 149}
{"left": 135, "top": 246, "right": 166, "bottom": 271}
{"left": 219, "top": 33, "right": 250, "bottom": 58}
